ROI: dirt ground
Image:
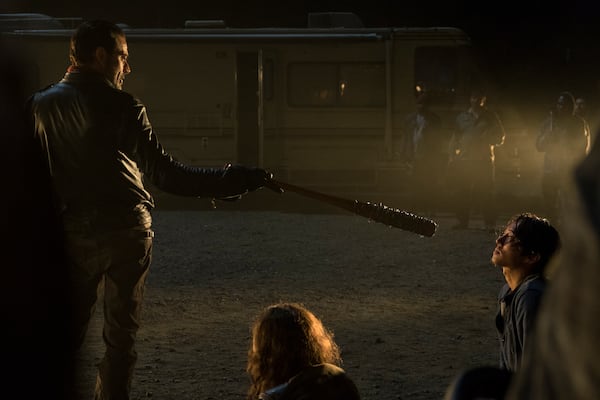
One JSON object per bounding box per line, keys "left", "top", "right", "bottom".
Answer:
{"left": 77, "top": 194, "right": 509, "bottom": 400}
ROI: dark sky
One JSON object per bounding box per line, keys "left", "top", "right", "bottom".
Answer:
{"left": 2, "top": 0, "right": 594, "bottom": 36}
{"left": 3, "top": 0, "right": 596, "bottom": 53}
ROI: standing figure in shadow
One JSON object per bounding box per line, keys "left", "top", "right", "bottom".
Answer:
{"left": 449, "top": 88, "right": 505, "bottom": 231}
{"left": 536, "top": 91, "right": 590, "bottom": 225}
{"left": 400, "top": 91, "right": 448, "bottom": 216}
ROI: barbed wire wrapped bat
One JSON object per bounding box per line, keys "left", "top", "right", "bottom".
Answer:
{"left": 265, "top": 178, "right": 438, "bottom": 237}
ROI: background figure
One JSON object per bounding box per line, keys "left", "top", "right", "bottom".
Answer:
{"left": 536, "top": 91, "right": 589, "bottom": 225}
{"left": 247, "top": 302, "right": 360, "bottom": 400}
{"left": 449, "top": 89, "right": 505, "bottom": 230}
{"left": 505, "top": 115, "right": 600, "bottom": 399}
{"left": 574, "top": 96, "right": 595, "bottom": 145}
{"left": 27, "top": 20, "right": 274, "bottom": 400}
{"left": 443, "top": 213, "right": 560, "bottom": 400}
{"left": 399, "top": 91, "right": 448, "bottom": 216}
{"left": 492, "top": 213, "right": 560, "bottom": 372}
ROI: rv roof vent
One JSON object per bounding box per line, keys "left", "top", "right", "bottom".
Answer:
{"left": 307, "top": 12, "right": 364, "bottom": 28}
{"left": 184, "top": 20, "right": 226, "bottom": 29}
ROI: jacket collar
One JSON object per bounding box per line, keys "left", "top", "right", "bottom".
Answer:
{"left": 61, "top": 67, "right": 116, "bottom": 89}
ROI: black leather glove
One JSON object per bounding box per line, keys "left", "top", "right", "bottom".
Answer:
{"left": 220, "top": 164, "right": 272, "bottom": 199}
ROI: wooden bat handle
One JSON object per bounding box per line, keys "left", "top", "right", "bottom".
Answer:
{"left": 265, "top": 178, "right": 356, "bottom": 213}
{"left": 264, "top": 178, "right": 437, "bottom": 237}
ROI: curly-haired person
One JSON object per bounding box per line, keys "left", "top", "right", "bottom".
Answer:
{"left": 247, "top": 302, "right": 361, "bottom": 400}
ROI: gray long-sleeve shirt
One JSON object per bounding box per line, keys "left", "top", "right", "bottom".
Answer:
{"left": 495, "top": 274, "right": 547, "bottom": 371}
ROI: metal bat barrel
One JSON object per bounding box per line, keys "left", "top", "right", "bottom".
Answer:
{"left": 265, "top": 179, "right": 438, "bottom": 237}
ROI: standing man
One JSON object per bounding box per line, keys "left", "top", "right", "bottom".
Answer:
{"left": 399, "top": 91, "right": 448, "bottom": 216}
{"left": 574, "top": 97, "right": 592, "bottom": 138}
{"left": 536, "top": 91, "right": 589, "bottom": 224}
{"left": 506, "top": 122, "right": 600, "bottom": 400}
{"left": 492, "top": 213, "right": 560, "bottom": 371}
{"left": 449, "top": 89, "right": 505, "bottom": 230}
{"left": 574, "top": 96, "right": 595, "bottom": 146}
{"left": 26, "top": 20, "right": 274, "bottom": 399}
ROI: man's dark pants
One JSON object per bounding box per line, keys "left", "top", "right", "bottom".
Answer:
{"left": 64, "top": 221, "right": 153, "bottom": 400}
{"left": 451, "top": 159, "right": 497, "bottom": 227}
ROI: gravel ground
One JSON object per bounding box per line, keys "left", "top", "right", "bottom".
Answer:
{"left": 77, "top": 203, "right": 507, "bottom": 400}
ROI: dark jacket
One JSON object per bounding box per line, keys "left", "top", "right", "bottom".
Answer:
{"left": 536, "top": 112, "right": 589, "bottom": 176}
{"left": 259, "top": 363, "right": 360, "bottom": 400}
{"left": 400, "top": 109, "right": 446, "bottom": 161}
{"left": 28, "top": 70, "right": 258, "bottom": 230}
{"left": 495, "top": 274, "right": 546, "bottom": 371}
{"left": 452, "top": 108, "right": 505, "bottom": 162}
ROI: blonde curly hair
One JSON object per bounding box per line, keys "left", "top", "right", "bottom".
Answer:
{"left": 246, "top": 302, "right": 341, "bottom": 400}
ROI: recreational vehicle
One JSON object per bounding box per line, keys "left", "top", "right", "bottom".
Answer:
{"left": 3, "top": 13, "right": 524, "bottom": 208}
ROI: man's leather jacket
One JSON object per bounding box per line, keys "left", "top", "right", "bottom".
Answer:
{"left": 28, "top": 70, "right": 262, "bottom": 230}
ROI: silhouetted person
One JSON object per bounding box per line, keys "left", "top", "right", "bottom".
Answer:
{"left": 574, "top": 96, "right": 595, "bottom": 145}
{"left": 400, "top": 91, "right": 448, "bottom": 216}
{"left": 492, "top": 213, "right": 559, "bottom": 371}
{"left": 536, "top": 91, "right": 589, "bottom": 225}
{"left": 505, "top": 108, "right": 600, "bottom": 400}
{"left": 449, "top": 89, "right": 505, "bottom": 230}
{"left": 26, "top": 20, "right": 274, "bottom": 399}
{"left": 443, "top": 213, "right": 559, "bottom": 400}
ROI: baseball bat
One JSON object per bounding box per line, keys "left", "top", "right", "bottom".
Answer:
{"left": 265, "top": 178, "right": 438, "bottom": 237}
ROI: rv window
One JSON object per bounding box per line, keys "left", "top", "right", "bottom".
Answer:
{"left": 288, "top": 62, "right": 385, "bottom": 107}
{"left": 414, "top": 46, "right": 460, "bottom": 104}
{"left": 338, "top": 63, "right": 385, "bottom": 107}
{"left": 288, "top": 63, "right": 337, "bottom": 106}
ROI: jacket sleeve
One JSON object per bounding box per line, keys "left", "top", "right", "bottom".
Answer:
{"left": 574, "top": 116, "right": 591, "bottom": 156}
{"left": 514, "top": 289, "right": 544, "bottom": 366}
{"left": 124, "top": 97, "right": 257, "bottom": 198}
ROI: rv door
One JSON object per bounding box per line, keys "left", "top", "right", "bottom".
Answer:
{"left": 236, "top": 51, "right": 264, "bottom": 167}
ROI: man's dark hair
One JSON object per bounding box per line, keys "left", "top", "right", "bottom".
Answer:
{"left": 558, "top": 91, "right": 576, "bottom": 114}
{"left": 69, "top": 20, "right": 124, "bottom": 66}
{"left": 510, "top": 213, "right": 560, "bottom": 273}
